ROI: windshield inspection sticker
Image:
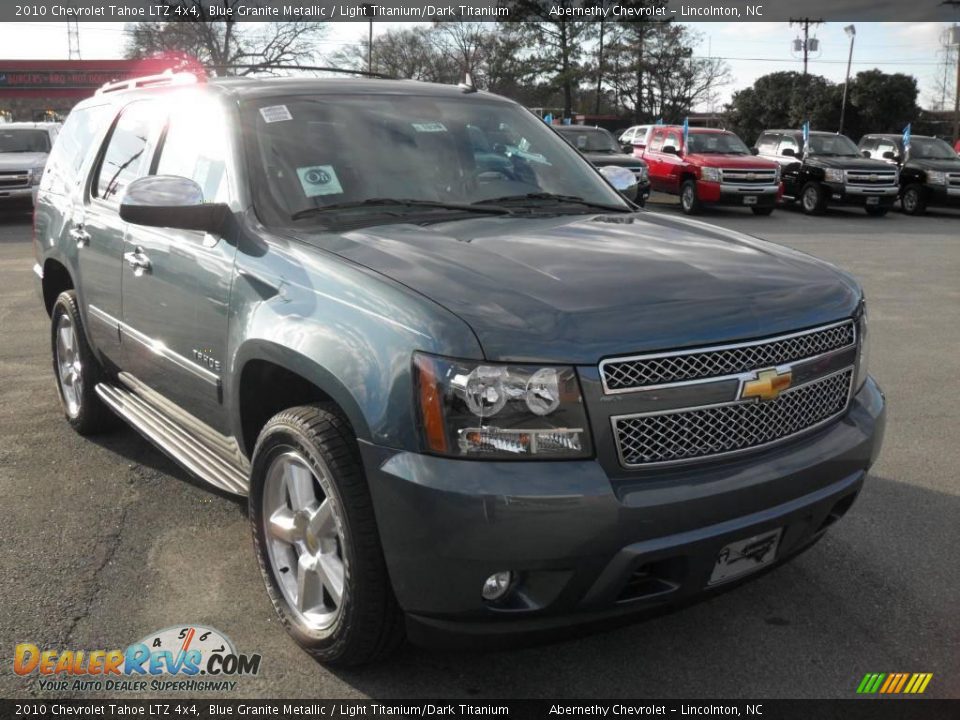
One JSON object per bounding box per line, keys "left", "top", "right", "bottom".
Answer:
{"left": 259, "top": 105, "right": 293, "bottom": 123}
{"left": 411, "top": 121, "right": 448, "bottom": 133}
{"left": 297, "top": 165, "right": 343, "bottom": 197}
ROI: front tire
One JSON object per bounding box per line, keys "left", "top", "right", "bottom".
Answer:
{"left": 51, "top": 290, "right": 116, "bottom": 435}
{"left": 901, "top": 184, "right": 926, "bottom": 215}
{"left": 800, "top": 182, "right": 827, "bottom": 215}
{"left": 680, "top": 180, "right": 702, "bottom": 215}
{"left": 249, "top": 404, "right": 403, "bottom": 666}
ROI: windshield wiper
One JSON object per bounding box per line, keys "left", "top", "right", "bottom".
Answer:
{"left": 292, "top": 198, "right": 514, "bottom": 221}
{"left": 473, "top": 192, "right": 630, "bottom": 213}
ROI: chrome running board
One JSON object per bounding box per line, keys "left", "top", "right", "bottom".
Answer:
{"left": 95, "top": 382, "right": 249, "bottom": 496}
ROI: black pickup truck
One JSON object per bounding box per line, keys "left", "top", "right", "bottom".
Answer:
{"left": 859, "top": 133, "right": 960, "bottom": 215}
{"left": 755, "top": 129, "right": 898, "bottom": 216}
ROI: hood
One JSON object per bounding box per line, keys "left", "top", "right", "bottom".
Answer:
{"left": 0, "top": 152, "right": 47, "bottom": 172}
{"left": 580, "top": 152, "right": 646, "bottom": 169}
{"left": 808, "top": 155, "right": 890, "bottom": 171}
{"left": 686, "top": 153, "right": 778, "bottom": 170}
{"left": 905, "top": 157, "right": 960, "bottom": 173}
{"left": 305, "top": 212, "right": 860, "bottom": 364}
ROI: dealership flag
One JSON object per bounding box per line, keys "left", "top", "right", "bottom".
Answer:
{"left": 682, "top": 117, "right": 689, "bottom": 150}
{"left": 543, "top": 113, "right": 553, "bottom": 124}
{"left": 802, "top": 121, "right": 810, "bottom": 158}
{"left": 902, "top": 123, "right": 912, "bottom": 151}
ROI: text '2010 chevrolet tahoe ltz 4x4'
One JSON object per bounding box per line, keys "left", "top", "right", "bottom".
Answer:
{"left": 33, "top": 72, "right": 885, "bottom": 666}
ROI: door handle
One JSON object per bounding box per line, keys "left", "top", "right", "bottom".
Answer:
{"left": 123, "top": 247, "right": 152, "bottom": 277}
{"left": 69, "top": 226, "right": 90, "bottom": 248}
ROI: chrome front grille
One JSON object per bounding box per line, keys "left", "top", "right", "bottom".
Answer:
{"left": 948, "top": 173, "right": 960, "bottom": 188}
{"left": 845, "top": 170, "right": 897, "bottom": 186}
{"left": 721, "top": 168, "right": 778, "bottom": 185}
{"left": 0, "top": 172, "right": 29, "bottom": 189}
{"left": 601, "top": 321, "right": 855, "bottom": 392}
{"left": 613, "top": 369, "right": 854, "bottom": 467}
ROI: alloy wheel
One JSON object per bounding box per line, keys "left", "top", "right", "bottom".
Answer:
{"left": 682, "top": 185, "right": 694, "bottom": 211}
{"left": 262, "top": 451, "right": 346, "bottom": 631}
{"left": 803, "top": 186, "right": 819, "bottom": 212}
{"left": 55, "top": 313, "right": 83, "bottom": 418}
{"left": 903, "top": 189, "right": 918, "bottom": 213}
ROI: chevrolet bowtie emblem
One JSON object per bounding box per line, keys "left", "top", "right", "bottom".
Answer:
{"left": 741, "top": 368, "right": 793, "bottom": 402}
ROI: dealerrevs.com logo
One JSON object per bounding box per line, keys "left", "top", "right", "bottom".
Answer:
{"left": 15, "top": 625, "right": 261, "bottom": 693}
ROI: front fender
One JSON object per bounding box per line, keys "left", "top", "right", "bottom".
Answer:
{"left": 225, "top": 229, "right": 483, "bottom": 452}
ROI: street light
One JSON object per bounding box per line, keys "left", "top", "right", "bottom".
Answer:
{"left": 839, "top": 24, "right": 856, "bottom": 134}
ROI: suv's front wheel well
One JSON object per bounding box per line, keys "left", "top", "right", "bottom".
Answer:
{"left": 239, "top": 360, "right": 339, "bottom": 457}
{"left": 42, "top": 260, "right": 73, "bottom": 316}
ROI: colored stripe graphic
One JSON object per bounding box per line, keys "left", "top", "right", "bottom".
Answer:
{"left": 858, "top": 672, "right": 933, "bottom": 694}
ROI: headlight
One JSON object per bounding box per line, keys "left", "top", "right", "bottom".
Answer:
{"left": 639, "top": 166, "right": 649, "bottom": 182}
{"left": 414, "top": 353, "right": 592, "bottom": 459}
{"left": 28, "top": 165, "right": 45, "bottom": 186}
{"left": 824, "top": 168, "right": 844, "bottom": 183}
{"left": 855, "top": 303, "right": 870, "bottom": 392}
{"left": 700, "top": 167, "right": 721, "bottom": 183}
{"left": 927, "top": 171, "right": 947, "bottom": 186}
{"left": 774, "top": 165, "right": 781, "bottom": 183}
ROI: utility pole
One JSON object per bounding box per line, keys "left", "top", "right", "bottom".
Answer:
{"left": 839, "top": 25, "right": 856, "bottom": 134}
{"left": 790, "top": 18, "right": 823, "bottom": 75}
{"left": 595, "top": 16, "right": 604, "bottom": 116}
{"left": 66, "top": 20, "right": 81, "bottom": 60}
{"left": 361, "top": 4, "right": 374, "bottom": 74}
{"left": 952, "top": 24, "right": 960, "bottom": 143}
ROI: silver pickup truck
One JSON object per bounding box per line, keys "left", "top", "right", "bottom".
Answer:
{"left": 0, "top": 122, "right": 60, "bottom": 209}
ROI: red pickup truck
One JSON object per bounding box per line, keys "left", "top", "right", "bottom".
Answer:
{"left": 637, "top": 126, "right": 783, "bottom": 215}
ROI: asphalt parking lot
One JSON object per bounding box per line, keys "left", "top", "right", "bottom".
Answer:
{"left": 1, "top": 196, "right": 958, "bottom": 700}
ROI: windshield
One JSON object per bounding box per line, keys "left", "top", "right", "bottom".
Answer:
{"left": 909, "top": 137, "right": 957, "bottom": 160}
{"left": 244, "top": 94, "right": 629, "bottom": 227}
{"left": 686, "top": 132, "right": 750, "bottom": 155}
{"left": 556, "top": 127, "right": 620, "bottom": 153}
{"left": 0, "top": 128, "right": 51, "bottom": 153}
{"left": 805, "top": 134, "right": 860, "bottom": 157}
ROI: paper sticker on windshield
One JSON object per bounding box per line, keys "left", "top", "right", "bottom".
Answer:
{"left": 411, "top": 122, "right": 447, "bottom": 133}
{"left": 259, "top": 105, "right": 292, "bottom": 123}
{"left": 297, "top": 165, "right": 343, "bottom": 197}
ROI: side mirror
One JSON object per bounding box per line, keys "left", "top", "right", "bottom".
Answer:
{"left": 661, "top": 145, "right": 678, "bottom": 155}
{"left": 120, "top": 175, "right": 229, "bottom": 234}
{"left": 781, "top": 147, "right": 796, "bottom": 158}
{"left": 882, "top": 151, "right": 896, "bottom": 161}
{"left": 750, "top": 147, "right": 759, "bottom": 155}
{"left": 599, "top": 165, "right": 639, "bottom": 202}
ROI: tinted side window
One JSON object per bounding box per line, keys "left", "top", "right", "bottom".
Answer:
{"left": 94, "top": 102, "right": 158, "bottom": 203}
{"left": 41, "top": 107, "right": 109, "bottom": 196}
{"left": 155, "top": 96, "right": 231, "bottom": 204}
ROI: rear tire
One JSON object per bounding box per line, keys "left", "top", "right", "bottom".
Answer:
{"left": 901, "top": 184, "right": 926, "bottom": 215}
{"left": 249, "top": 404, "right": 404, "bottom": 666}
{"left": 865, "top": 205, "right": 889, "bottom": 217}
{"left": 751, "top": 206, "right": 774, "bottom": 216}
{"left": 680, "top": 180, "right": 702, "bottom": 215}
{"left": 50, "top": 290, "right": 116, "bottom": 435}
{"left": 800, "top": 182, "right": 827, "bottom": 215}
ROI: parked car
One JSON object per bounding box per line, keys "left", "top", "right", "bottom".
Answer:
{"left": 619, "top": 124, "right": 654, "bottom": 152}
{"left": 858, "top": 133, "right": 960, "bottom": 215}
{"left": 0, "top": 122, "right": 60, "bottom": 209}
{"left": 637, "top": 126, "right": 782, "bottom": 215}
{"left": 754, "top": 129, "right": 898, "bottom": 216}
{"left": 555, "top": 125, "right": 650, "bottom": 205}
{"left": 35, "top": 72, "right": 884, "bottom": 666}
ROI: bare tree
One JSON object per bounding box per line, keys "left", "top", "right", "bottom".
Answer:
{"left": 125, "top": 2, "right": 325, "bottom": 76}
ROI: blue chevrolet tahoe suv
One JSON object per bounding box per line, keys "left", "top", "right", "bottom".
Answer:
{"left": 33, "top": 72, "right": 885, "bottom": 665}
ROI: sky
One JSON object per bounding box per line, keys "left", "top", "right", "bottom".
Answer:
{"left": 0, "top": 21, "right": 956, "bottom": 111}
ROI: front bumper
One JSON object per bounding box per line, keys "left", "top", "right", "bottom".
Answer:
{"left": 0, "top": 186, "right": 35, "bottom": 206}
{"left": 696, "top": 180, "right": 780, "bottom": 207}
{"left": 362, "top": 377, "right": 885, "bottom": 644}
{"left": 920, "top": 184, "right": 960, "bottom": 207}
{"left": 825, "top": 182, "right": 898, "bottom": 207}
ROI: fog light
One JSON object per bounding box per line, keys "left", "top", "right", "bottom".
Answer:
{"left": 481, "top": 571, "right": 514, "bottom": 602}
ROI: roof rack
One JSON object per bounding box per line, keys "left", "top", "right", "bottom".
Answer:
{"left": 96, "top": 69, "right": 203, "bottom": 95}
